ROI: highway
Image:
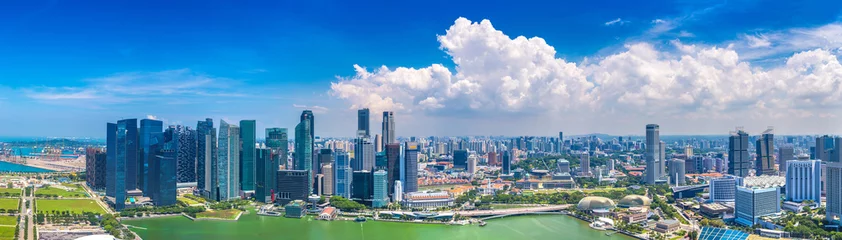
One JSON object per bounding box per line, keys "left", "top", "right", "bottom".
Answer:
{"left": 455, "top": 205, "right": 571, "bottom": 217}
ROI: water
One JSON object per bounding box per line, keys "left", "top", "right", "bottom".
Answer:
{"left": 0, "top": 161, "right": 53, "bottom": 173}
{"left": 124, "top": 213, "right": 632, "bottom": 240}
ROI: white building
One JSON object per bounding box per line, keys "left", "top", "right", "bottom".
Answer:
{"left": 402, "top": 192, "right": 454, "bottom": 209}
{"left": 393, "top": 180, "right": 403, "bottom": 203}
{"left": 785, "top": 160, "right": 821, "bottom": 204}
{"left": 735, "top": 186, "right": 781, "bottom": 226}
{"left": 467, "top": 154, "right": 477, "bottom": 176}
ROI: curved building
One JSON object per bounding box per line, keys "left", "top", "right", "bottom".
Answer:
{"left": 618, "top": 195, "right": 651, "bottom": 208}
{"left": 577, "top": 196, "right": 616, "bottom": 211}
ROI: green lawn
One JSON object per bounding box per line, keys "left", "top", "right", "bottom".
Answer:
{"left": 36, "top": 199, "right": 105, "bottom": 214}
{"left": 35, "top": 186, "right": 87, "bottom": 198}
{"left": 196, "top": 209, "right": 241, "bottom": 219}
{"left": 0, "top": 216, "right": 16, "bottom": 226}
{"left": 0, "top": 199, "right": 18, "bottom": 211}
{"left": 0, "top": 189, "right": 20, "bottom": 197}
{"left": 0, "top": 226, "right": 14, "bottom": 240}
{"left": 177, "top": 197, "right": 200, "bottom": 205}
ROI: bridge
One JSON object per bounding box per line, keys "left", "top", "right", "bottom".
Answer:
{"left": 456, "top": 204, "right": 571, "bottom": 217}
{"left": 479, "top": 211, "right": 566, "bottom": 221}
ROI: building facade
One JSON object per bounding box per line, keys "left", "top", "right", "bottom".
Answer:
{"left": 196, "top": 118, "right": 217, "bottom": 199}
{"left": 502, "top": 150, "right": 511, "bottom": 175}
{"left": 735, "top": 186, "right": 781, "bottom": 226}
{"left": 381, "top": 111, "right": 395, "bottom": 150}
{"left": 826, "top": 162, "right": 842, "bottom": 223}
{"left": 353, "top": 137, "right": 375, "bottom": 171}
{"left": 710, "top": 176, "right": 740, "bottom": 202}
{"left": 373, "top": 170, "right": 388, "bottom": 208}
{"left": 669, "top": 159, "right": 686, "bottom": 186}
{"left": 85, "top": 148, "right": 107, "bottom": 190}
{"left": 352, "top": 170, "right": 372, "bottom": 205}
{"left": 402, "top": 192, "right": 454, "bottom": 209}
{"left": 453, "top": 150, "right": 468, "bottom": 169}
{"left": 217, "top": 120, "right": 241, "bottom": 201}
{"left": 334, "top": 152, "right": 352, "bottom": 198}
{"left": 276, "top": 170, "right": 310, "bottom": 206}
{"left": 168, "top": 125, "right": 197, "bottom": 183}
{"left": 645, "top": 124, "right": 662, "bottom": 184}
{"left": 139, "top": 119, "right": 163, "bottom": 194}
{"left": 239, "top": 120, "right": 257, "bottom": 192}
{"left": 322, "top": 163, "right": 333, "bottom": 196}
{"left": 295, "top": 118, "right": 313, "bottom": 194}
{"left": 785, "top": 160, "right": 821, "bottom": 203}
{"left": 755, "top": 130, "right": 775, "bottom": 176}
{"left": 255, "top": 148, "right": 276, "bottom": 203}
{"left": 265, "top": 128, "right": 289, "bottom": 168}
{"left": 404, "top": 142, "right": 419, "bottom": 193}
{"left": 358, "top": 108, "right": 370, "bottom": 138}
{"left": 728, "top": 130, "right": 751, "bottom": 177}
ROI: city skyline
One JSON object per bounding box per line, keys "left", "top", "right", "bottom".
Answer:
{"left": 5, "top": 1, "right": 842, "bottom": 137}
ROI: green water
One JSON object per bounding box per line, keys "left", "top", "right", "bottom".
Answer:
{"left": 124, "top": 213, "right": 633, "bottom": 240}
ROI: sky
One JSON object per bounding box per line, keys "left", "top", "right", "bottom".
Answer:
{"left": 3, "top": 0, "right": 842, "bottom": 138}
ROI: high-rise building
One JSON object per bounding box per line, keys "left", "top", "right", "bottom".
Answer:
{"left": 659, "top": 141, "right": 666, "bottom": 178}
{"left": 266, "top": 128, "right": 289, "bottom": 168}
{"left": 295, "top": 117, "right": 313, "bottom": 194}
{"left": 217, "top": 120, "right": 241, "bottom": 201}
{"left": 786, "top": 160, "right": 821, "bottom": 203}
{"left": 353, "top": 137, "right": 375, "bottom": 171}
{"left": 239, "top": 120, "right": 257, "bottom": 192}
{"left": 728, "top": 129, "right": 751, "bottom": 177}
{"left": 735, "top": 186, "right": 781, "bottom": 226}
{"left": 300, "top": 110, "right": 315, "bottom": 147}
{"left": 382, "top": 111, "right": 395, "bottom": 150}
{"left": 755, "top": 129, "right": 775, "bottom": 176}
{"left": 375, "top": 152, "right": 387, "bottom": 170}
{"left": 684, "top": 145, "right": 694, "bottom": 157}
{"left": 373, "top": 170, "right": 388, "bottom": 208}
{"left": 487, "top": 152, "right": 498, "bottom": 166}
{"left": 276, "top": 170, "right": 310, "bottom": 206}
{"left": 453, "top": 150, "right": 468, "bottom": 169}
{"left": 318, "top": 149, "right": 333, "bottom": 173}
{"left": 710, "top": 176, "right": 741, "bottom": 202}
{"left": 105, "top": 123, "right": 119, "bottom": 207}
{"left": 778, "top": 145, "right": 795, "bottom": 170}
{"left": 385, "top": 143, "right": 400, "bottom": 198}
{"left": 375, "top": 134, "right": 382, "bottom": 153}
{"left": 834, "top": 137, "right": 842, "bottom": 163}
{"left": 322, "top": 163, "right": 333, "bottom": 196}
{"left": 817, "top": 135, "right": 833, "bottom": 162}
{"left": 467, "top": 154, "right": 477, "bottom": 175}
{"left": 150, "top": 131, "right": 177, "bottom": 207}
{"left": 557, "top": 159, "right": 570, "bottom": 173}
{"left": 669, "top": 159, "right": 686, "bottom": 186}
{"left": 196, "top": 119, "right": 217, "bottom": 199}
{"left": 358, "top": 108, "right": 370, "bottom": 138}
{"left": 580, "top": 152, "right": 590, "bottom": 176}
{"left": 166, "top": 125, "right": 197, "bottom": 183}
{"left": 352, "top": 170, "right": 373, "bottom": 205}
{"left": 645, "top": 124, "right": 661, "bottom": 184}
{"left": 394, "top": 180, "right": 403, "bottom": 202}
{"left": 827, "top": 162, "right": 842, "bottom": 223}
{"left": 404, "top": 142, "right": 419, "bottom": 193}
{"left": 502, "top": 150, "right": 511, "bottom": 175}
{"left": 255, "top": 148, "right": 276, "bottom": 203}
{"left": 334, "top": 151, "right": 352, "bottom": 198}
{"left": 558, "top": 132, "right": 564, "bottom": 153}
{"left": 139, "top": 119, "right": 163, "bottom": 195}
{"left": 85, "top": 148, "right": 106, "bottom": 190}
{"left": 111, "top": 119, "right": 138, "bottom": 210}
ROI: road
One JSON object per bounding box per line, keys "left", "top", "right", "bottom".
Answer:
{"left": 455, "top": 205, "right": 571, "bottom": 217}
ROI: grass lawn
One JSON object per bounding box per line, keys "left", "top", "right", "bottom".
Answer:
{"left": 196, "top": 209, "right": 241, "bottom": 219}
{"left": 35, "top": 186, "right": 87, "bottom": 198}
{"left": 489, "top": 204, "right": 535, "bottom": 210}
{"left": 0, "top": 226, "right": 14, "bottom": 240}
{"left": 36, "top": 199, "right": 105, "bottom": 214}
{"left": 0, "top": 216, "right": 16, "bottom": 226}
{"left": 0, "top": 199, "right": 17, "bottom": 211}
{"left": 0, "top": 189, "right": 20, "bottom": 197}
{"left": 177, "top": 197, "right": 200, "bottom": 205}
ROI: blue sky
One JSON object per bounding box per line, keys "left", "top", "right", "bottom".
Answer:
{"left": 3, "top": 0, "right": 842, "bottom": 138}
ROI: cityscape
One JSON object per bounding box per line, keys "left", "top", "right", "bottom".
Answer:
{"left": 3, "top": 1, "right": 842, "bottom": 240}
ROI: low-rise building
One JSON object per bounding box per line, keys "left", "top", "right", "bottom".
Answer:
{"left": 401, "top": 192, "right": 454, "bottom": 209}
{"left": 284, "top": 200, "right": 306, "bottom": 218}
{"left": 318, "top": 207, "right": 338, "bottom": 220}
{"left": 654, "top": 219, "right": 680, "bottom": 233}
{"left": 700, "top": 203, "right": 732, "bottom": 218}
{"left": 620, "top": 207, "right": 648, "bottom": 224}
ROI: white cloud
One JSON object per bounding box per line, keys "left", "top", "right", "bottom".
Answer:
{"left": 733, "top": 23, "right": 842, "bottom": 60}
{"left": 330, "top": 17, "right": 842, "bottom": 125}
{"left": 292, "top": 104, "right": 329, "bottom": 113}
{"left": 744, "top": 34, "right": 771, "bottom": 48}
{"left": 604, "top": 18, "right": 627, "bottom": 26}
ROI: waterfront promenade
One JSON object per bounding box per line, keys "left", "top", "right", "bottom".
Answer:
{"left": 455, "top": 205, "right": 571, "bottom": 217}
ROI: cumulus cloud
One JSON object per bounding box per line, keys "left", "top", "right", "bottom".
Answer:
{"left": 330, "top": 17, "right": 842, "bottom": 123}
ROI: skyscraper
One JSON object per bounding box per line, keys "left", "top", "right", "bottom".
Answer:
{"left": 404, "top": 142, "right": 419, "bottom": 193}
{"left": 318, "top": 149, "right": 333, "bottom": 173}
{"left": 106, "top": 123, "right": 118, "bottom": 203}
{"left": 265, "top": 128, "right": 288, "bottom": 168}
{"left": 755, "top": 129, "right": 775, "bottom": 176}
{"left": 352, "top": 170, "right": 373, "bottom": 204}
{"left": 353, "top": 137, "right": 375, "bottom": 171}
{"left": 300, "top": 110, "right": 315, "bottom": 147}
{"left": 817, "top": 135, "right": 833, "bottom": 162}
{"left": 453, "top": 150, "right": 468, "bottom": 169}
{"left": 382, "top": 111, "right": 395, "bottom": 150}
{"left": 728, "top": 129, "right": 750, "bottom": 177}
{"left": 239, "top": 120, "right": 256, "bottom": 192}
{"left": 150, "top": 131, "right": 177, "bottom": 207}
{"left": 827, "top": 162, "right": 842, "bottom": 224}
{"left": 669, "top": 159, "right": 686, "bottom": 186}
{"left": 276, "top": 170, "right": 310, "bottom": 206}
{"left": 169, "top": 125, "right": 197, "bottom": 183}
{"left": 334, "top": 151, "right": 352, "bottom": 198}
{"left": 778, "top": 144, "right": 794, "bottom": 171}
{"left": 218, "top": 120, "right": 241, "bottom": 201}
{"left": 735, "top": 186, "right": 781, "bottom": 226}
{"left": 322, "top": 163, "right": 333, "bottom": 196}
{"left": 374, "top": 134, "right": 382, "bottom": 153}
{"left": 558, "top": 131, "right": 564, "bottom": 153}
{"left": 196, "top": 119, "right": 217, "bottom": 199}
{"left": 373, "top": 170, "right": 388, "bottom": 208}
{"left": 467, "top": 154, "right": 477, "bottom": 175}
{"left": 645, "top": 124, "right": 661, "bottom": 184}
{"left": 139, "top": 119, "right": 163, "bottom": 194}
{"left": 502, "top": 150, "right": 511, "bottom": 175}
{"left": 255, "top": 148, "right": 275, "bottom": 203}
{"left": 295, "top": 117, "right": 313, "bottom": 194}
{"left": 111, "top": 119, "right": 137, "bottom": 210}
{"left": 358, "top": 108, "right": 370, "bottom": 138}
{"left": 786, "top": 159, "right": 821, "bottom": 203}
{"left": 85, "top": 148, "right": 106, "bottom": 190}
{"left": 385, "top": 143, "right": 400, "bottom": 198}
{"left": 580, "top": 152, "right": 590, "bottom": 176}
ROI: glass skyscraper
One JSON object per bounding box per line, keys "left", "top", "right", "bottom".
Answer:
{"left": 755, "top": 129, "right": 775, "bottom": 176}
{"left": 334, "top": 151, "right": 352, "bottom": 198}
{"left": 357, "top": 108, "right": 370, "bottom": 138}
{"left": 255, "top": 148, "right": 275, "bottom": 203}
{"left": 728, "top": 129, "right": 750, "bottom": 177}
{"left": 218, "top": 120, "right": 241, "bottom": 201}
{"left": 139, "top": 119, "right": 163, "bottom": 194}
{"left": 353, "top": 137, "right": 374, "bottom": 171}
{"left": 372, "top": 170, "right": 388, "bottom": 208}
{"left": 295, "top": 117, "right": 313, "bottom": 194}
{"left": 105, "top": 122, "right": 125, "bottom": 210}
{"left": 385, "top": 143, "right": 400, "bottom": 199}
{"left": 404, "top": 142, "right": 419, "bottom": 193}
{"left": 196, "top": 119, "right": 217, "bottom": 199}
{"left": 265, "top": 128, "right": 288, "bottom": 168}
{"left": 240, "top": 120, "right": 256, "bottom": 191}
{"left": 169, "top": 125, "right": 197, "bottom": 183}
{"left": 149, "top": 130, "right": 177, "bottom": 206}
{"left": 381, "top": 111, "right": 395, "bottom": 150}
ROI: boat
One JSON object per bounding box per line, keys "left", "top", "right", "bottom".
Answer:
{"left": 354, "top": 216, "right": 367, "bottom": 222}
{"left": 479, "top": 222, "right": 487, "bottom": 227}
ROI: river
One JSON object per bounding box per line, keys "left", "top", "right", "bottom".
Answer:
{"left": 124, "top": 213, "right": 633, "bottom": 240}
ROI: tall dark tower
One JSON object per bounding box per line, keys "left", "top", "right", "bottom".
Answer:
{"left": 358, "top": 108, "right": 370, "bottom": 138}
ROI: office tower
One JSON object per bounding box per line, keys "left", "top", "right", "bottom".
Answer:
{"left": 728, "top": 129, "right": 750, "bottom": 177}
{"left": 580, "top": 152, "right": 590, "bottom": 176}
{"left": 139, "top": 119, "right": 163, "bottom": 194}
{"left": 375, "top": 134, "right": 382, "bottom": 153}
{"left": 467, "top": 154, "right": 477, "bottom": 175}
{"left": 453, "top": 150, "right": 468, "bottom": 169}
{"left": 686, "top": 156, "right": 701, "bottom": 174}
{"left": 375, "top": 152, "right": 387, "bottom": 170}
{"left": 785, "top": 160, "right": 821, "bottom": 203}
{"left": 239, "top": 120, "right": 256, "bottom": 192}
{"left": 659, "top": 141, "right": 666, "bottom": 178}
{"left": 318, "top": 149, "right": 333, "bottom": 172}
{"left": 276, "top": 170, "right": 310, "bottom": 206}
{"left": 196, "top": 119, "right": 217, "bottom": 199}
{"left": 755, "top": 129, "right": 775, "bottom": 176}
{"left": 255, "top": 148, "right": 275, "bottom": 203}
{"left": 834, "top": 137, "right": 842, "bottom": 163}
{"left": 358, "top": 108, "right": 370, "bottom": 138}
{"left": 85, "top": 148, "right": 106, "bottom": 190}
{"left": 669, "top": 159, "right": 685, "bottom": 186}
{"left": 322, "top": 163, "right": 333, "bottom": 196}
{"left": 300, "top": 110, "right": 315, "bottom": 146}
{"left": 645, "top": 124, "right": 661, "bottom": 184}
{"left": 778, "top": 145, "right": 795, "bottom": 169}
{"left": 385, "top": 143, "right": 400, "bottom": 198}
{"left": 382, "top": 111, "right": 395, "bottom": 150}
{"left": 111, "top": 119, "right": 138, "bottom": 210}
{"left": 150, "top": 131, "right": 177, "bottom": 207}
{"left": 315, "top": 174, "right": 324, "bottom": 196}
{"left": 404, "top": 142, "right": 419, "bottom": 193}
{"left": 557, "top": 159, "right": 570, "bottom": 173}
{"left": 218, "top": 120, "right": 241, "bottom": 201}
{"left": 827, "top": 162, "right": 842, "bottom": 223}
{"left": 709, "top": 176, "right": 740, "bottom": 202}
{"left": 817, "top": 135, "right": 833, "bottom": 162}
{"left": 735, "top": 186, "right": 781, "bottom": 226}
{"left": 353, "top": 137, "right": 375, "bottom": 171}
{"left": 684, "top": 145, "right": 693, "bottom": 157}
{"left": 558, "top": 132, "right": 564, "bottom": 153}
{"left": 295, "top": 117, "right": 313, "bottom": 194}
{"left": 394, "top": 180, "right": 403, "bottom": 202}
{"left": 502, "top": 150, "right": 511, "bottom": 175}
{"left": 488, "top": 152, "right": 498, "bottom": 166}
{"left": 106, "top": 123, "right": 118, "bottom": 204}
{"left": 352, "top": 170, "right": 373, "bottom": 204}
{"left": 334, "top": 151, "right": 352, "bottom": 198}
{"left": 166, "top": 125, "right": 197, "bottom": 183}
{"left": 373, "top": 170, "right": 388, "bottom": 208}
{"left": 266, "top": 128, "right": 289, "bottom": 168}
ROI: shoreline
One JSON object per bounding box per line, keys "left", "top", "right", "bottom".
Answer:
{"left": 0, "top": 159, "right": 57, "bottom": 172}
